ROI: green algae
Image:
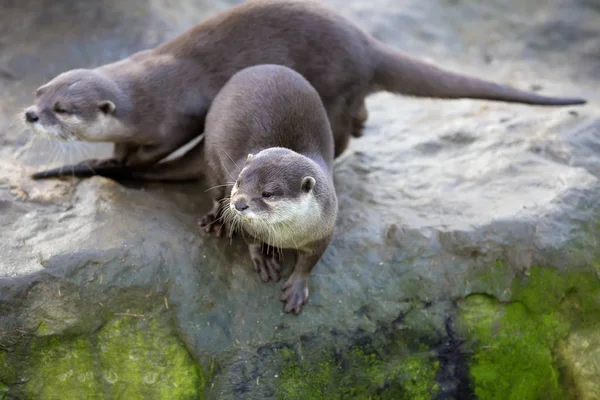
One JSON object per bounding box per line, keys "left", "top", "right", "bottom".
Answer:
{"left": 459, "top": 294, "right": 568, "bottom": 400}
{"left": 0, "top": 351, "right": 15, "bottom": 385}
{"left": 556, "top": 329, "right": 600, "bottom": 399}
{"left": 512, "top": 268, "right": 600, "bottom": 327}
{"left": 459, "top": 265, "right": 600, "bottom": 400}
{"left": 10, "top": 315, "right": 205, "bottom": 400}
{"left": 278, "top": 356, "right": 335, "bottom": 399}
{"left": 277, "top": 345, "right": 439, "bottom": 399}
{"left": 0, "top": 383, "right": 7, "bottom": 400}
{"left": 93, "top": 317, "right": 204, "bottom": 399}
{"left": 27, "top": 335, "right": 103, "bottom": 399}
{"left": 35, "top": 320, "right": 53, "bottom": 336}
{"left": 396, "top": 354, "right": 440, "bottom": 400}
{"left": 0, "top": 353, "right": 8, "bottom": 400}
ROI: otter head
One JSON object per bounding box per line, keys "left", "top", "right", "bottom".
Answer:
{"left": 229, "top": 148, "right": 319, "bottom": 225}
{"left": 24, "top": 69, "right": 129, "bottom": 142}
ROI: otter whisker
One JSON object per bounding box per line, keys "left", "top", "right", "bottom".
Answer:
{"left": 79, "top": 143, "right": 96, "bottom": 161}
{"left": 232, "top": 214, "right": 245, "bottom": 243}
{"left": 72, "top": 143, "right": 89, "bottom": 171}
{"left": 43, "top": 138, "right": 59, "bottom": 168}
{"left": 62, "top": 140, "right": 76, "bottom": 179}
{"left": 260, "top": 216, "right": 279, "bottom": 257}
{"left": 63, "top": 126, "right": 80, "bottom": 142}
{"left": 271, "top": 218, "right": 287, "bottom": 254}
{"left": 57, "top": 141, "right": 69, "bottom": 177}
{"left": 9, "top": 109, "right": 30, "bottom": 138}
{"left": 220, "top": 208, "right": 232, "bottom": 240}
{"left": 237, "top": 217, "right": 247, "bottom": 241}
{"left": 13, "top": 133, "right": 37, "bottom": 162}
{"left": 217, "top": 146, "right": 241, "bottom": 172}
{"left": 205, "top": 182, "right": 235, "bottom": 192}
{"left": 223, "top": 207, "right": 241, "bottom": 245}
{"left": 211, "top": 196, "right": 233, "bottom": 233}
{"left": 215, "top": 146, "right": 240, "bottom": 183}
{"left": 281, "top": 220, "right": 298, "bottom": 252}
{"left": 217, "top": 196, "right": 232, "bottom": 206}
{"left": 225, "top": 199, "right": 252, "bottom": 245}
{"left": 272, "top": 221, "right": 286, "bottom": 256}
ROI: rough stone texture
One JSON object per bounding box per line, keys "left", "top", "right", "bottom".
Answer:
{"left": 1, "top": 0, "right": 600, "bottom": 399}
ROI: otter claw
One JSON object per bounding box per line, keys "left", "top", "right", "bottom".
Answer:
{"left": 198, "top": 213, "right": 228, "bottom": 237}
{"left": 280, "top": 277, "right": 309, "bottom": 314}
{"left": 249, "top": 245, "right": 281, "bottom": 282}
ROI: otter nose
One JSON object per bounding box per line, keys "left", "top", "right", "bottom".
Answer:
{"left": 25, "top": 110, "right": 39, "bottom": 123}
{"left": 234, "top": 199, "right": 249, "bottom": 211}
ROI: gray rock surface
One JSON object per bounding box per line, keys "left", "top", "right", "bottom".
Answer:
{"left": 1, "top": 0, "right": 600, "bottom": 399}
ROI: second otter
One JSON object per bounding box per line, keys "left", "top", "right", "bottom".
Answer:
{"left": 199, "top": 64, "right": 337, "bottom": 314}
{"left": 26, "top": 0, "right": 586, "bottom": 181}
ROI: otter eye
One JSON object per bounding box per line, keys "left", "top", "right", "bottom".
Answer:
{"left": 262, "top": 191, "right": 273, "bottom": 199}
{"left": 54, "top": 105, "right": 68, "bottom": 114}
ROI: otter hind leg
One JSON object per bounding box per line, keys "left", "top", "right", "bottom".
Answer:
{"left": 351, "top": 100, "right": 369, "bottom": 138}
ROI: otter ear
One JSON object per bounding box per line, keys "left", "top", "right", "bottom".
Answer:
{"left": 35, "top": 86, "right": 46, "bottom": 97}
{"left": 98, "top": 100, "right": 116, "bottom": 115}
{"left": 301, "top": 176, "right": 316, "bottom": 193}
{"left": 246, "top": 153, "right": 254, "bottom": 163}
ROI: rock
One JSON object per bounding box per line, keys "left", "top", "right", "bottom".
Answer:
{"left": 1, "top": 0, "right": 600, "bottom": 399}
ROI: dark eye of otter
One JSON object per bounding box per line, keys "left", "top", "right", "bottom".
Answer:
{"left": 54, "top": 105, "right": 68, "bottom": 114}
{"left": 262, "top": 191, "right": 273, "bottom": 199}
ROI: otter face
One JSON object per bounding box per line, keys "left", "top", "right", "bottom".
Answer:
{"left": 24, "top": 69, "right": 128, "bottom": 142}
{"left": 229, "top": 149, "right": 318, "bottom": 224}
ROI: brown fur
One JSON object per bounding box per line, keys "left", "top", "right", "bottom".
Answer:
{"left": 29, "top": 0, "right": 586, "bottom": 180}
{"left": 198, "top": 64, "right": 337, "bottom": 314}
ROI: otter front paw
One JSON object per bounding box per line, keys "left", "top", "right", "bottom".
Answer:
{"left": 198, "top": 212, "right": 229, "bottom": 238}
{"left": 280, "top": 276, "right": 309, "bottom": 314}
{"left": 249, "top": 244, "right": 281, "bottom": 282}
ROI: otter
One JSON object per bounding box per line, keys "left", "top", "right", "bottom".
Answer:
{"left": 26, "top": 0, "right": 586, "bottom": 181}
{"left": 198, "top": 64, "right": 337, "bottom": 314}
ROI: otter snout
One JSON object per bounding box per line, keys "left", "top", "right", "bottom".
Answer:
{"left": 233, "top": 198, "right": 249, "bottom": 212}
{"left": 25, "top": 109, "right": 39, "bottom": 123}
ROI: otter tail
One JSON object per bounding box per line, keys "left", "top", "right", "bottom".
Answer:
{"left": 31, "top": 138, "right": 205, "bottom": 182}
{"left": 371, "top": 41, "right": 586, "bottom": 106}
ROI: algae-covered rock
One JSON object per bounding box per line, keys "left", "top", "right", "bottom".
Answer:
{"left": 1, "top": 0, "right": 600, "bottom": 398}
{"left": 458, "top": 294, "right": 568, "bottom": 399}
{"left": 457, "top": 267, "right": 600, "bottom": 400}
{"left": 557, "top": 329, "right": 600, "bottom": 400}
{"left": 276, "top": 337, "right": 441, "bottom": 399}
{"left": 0, "top": 384, "right": 8, "bottom": 400}
{"left": 6, "top": 312, "right": 204, "bottom": 400}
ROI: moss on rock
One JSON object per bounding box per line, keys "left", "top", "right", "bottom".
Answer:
{"left": 459, "top": 266, "right": 600, "bottom": 400}
{"left": 9, "top": 315, "right": 204, "bottom": 400}
{"left": 512, "top": 268, "right": 600, "bottom": 323}
{"left": 277, "top": 345, "right": 439, "bottom": 399}
{"left": 0, "top": 351, "right": 15, "bottom": 386}
{"left": 459, "top": 294, "right": 568, "bottom": 399}
{"left": 0, "top": 383, "right": 8, "bottom": 400}
{"left": 556, "top": 329, "right": 600, "bottom": 400}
